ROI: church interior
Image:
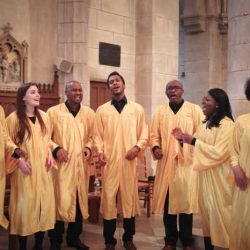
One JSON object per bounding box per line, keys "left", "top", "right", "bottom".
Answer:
{"left": 0, "top": 0, "right": 250, "bottom": 249}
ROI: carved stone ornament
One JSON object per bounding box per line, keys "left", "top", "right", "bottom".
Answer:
{"left": 183, "top": 16, "right": 206, "bottom": 33}
{"left": 218, "top": 0, "right": 228, "bottom": 34}
{"left": 0, "top": 23, "right": 28, "bottom": 91}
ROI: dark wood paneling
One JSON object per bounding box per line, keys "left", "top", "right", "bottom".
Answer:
{"left": 90, "top": 81, "right": 111, "bottom": 111}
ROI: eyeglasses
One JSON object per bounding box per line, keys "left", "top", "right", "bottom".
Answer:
{"left": 166, "top": 86, "right": 183, "bottom": 92}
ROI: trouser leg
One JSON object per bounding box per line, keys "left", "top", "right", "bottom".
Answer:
{"left": 204, "top": 237, "right": 214, "bottom": 250}
{"left": 67, "top": 195, "right": 83, "bottom": 242}
{"left": 163, "top": 191, "right": 178, "bottom": 246}
{"left": 122, "top": 217, "right": 135, "bottom": 242}
{"left": 34, "top": 231, "right": 45, "bottom": 249}
{"left": 103, "top": 218, "right": 117, "bottom": 245}
{"left": 179, "top": 213, "right": 194, "bottom": 247}
{"left": 48, "top": 221, "right": 65, "bottom": 246}
{"left": 18, "top": 236, "right": 27, "bottom": 250}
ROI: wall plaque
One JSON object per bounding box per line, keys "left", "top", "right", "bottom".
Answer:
{"left": 99, "top": 42, "right": 121, "bottom": 67}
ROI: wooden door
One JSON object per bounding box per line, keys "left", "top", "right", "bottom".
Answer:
{"left": 90, "top": 81, "right": 111, "bottom": 111}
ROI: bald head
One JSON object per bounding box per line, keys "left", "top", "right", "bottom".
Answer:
{"left": 165, "top": 79, "right": 184, "bottom": 104}
{"left": 166, "top": 80, "right": 183, "bottom": 92}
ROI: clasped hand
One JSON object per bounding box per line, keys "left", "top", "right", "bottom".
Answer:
{"left": 172, "top": 127, "right": 193, "bottom": 144}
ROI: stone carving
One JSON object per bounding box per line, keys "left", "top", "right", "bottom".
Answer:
{"left": 0, "top": 43, "right": 21, "bottom": 83}
{"left": 218, "top": 0, "right": 228, "bottom": 34}
{"left": 182, "top": 0, "right": 206, "bottom": 33}
{"left": 182, "top": 0, "right": 228, "bottom": 34}
{"left": 0, "top": 23, "right": 28, "bottom": 90}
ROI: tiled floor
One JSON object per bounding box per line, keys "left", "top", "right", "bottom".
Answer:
{"left": 0, "top": 208, "right": 226, "bottom": 250}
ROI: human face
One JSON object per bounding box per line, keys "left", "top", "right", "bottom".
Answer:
{"left": 165, "top": 80, "right": 184, "bottom": 104}
{"left": 108, "top": 74, "right": 125, "bottom": 98}
{"left": 22, "top": 85, "right": 40, "bottom": 108}
{"left": 66, "top": 81, "right": 83, "bottom": 105}
{"left": 201, "top": 93, "right": 218, "bottom": 118}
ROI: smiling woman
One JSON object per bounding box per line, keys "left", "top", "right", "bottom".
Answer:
{"left": 172, "top": 88, "right": 234, "bottom": 250}
{"left": 5, "top": 83, "right": 56, "bottom": 250}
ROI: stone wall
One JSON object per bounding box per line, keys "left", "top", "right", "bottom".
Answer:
{"left": 227, "top": 0, "right": 250, "bottom": 116}
{"left": 87, "top": 0, "right": 136, "bottom": 101}
{"left": 183, "top": 0, "right": 228, "bottom": 106}
{"left": 0, "top": 0, "right": 57, "bottom": 84}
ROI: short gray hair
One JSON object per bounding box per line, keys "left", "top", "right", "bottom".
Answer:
{"left": 65, "top": 80, "right": 81, "bottom": 93}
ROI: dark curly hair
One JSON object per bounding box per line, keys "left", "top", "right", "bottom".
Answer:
{"left": 245, "top": 78, "right": 250, "bottom": 101}
{"left": 204, "top": 88, "right": 234, "bottom": 129}
{"left": 107, "top": 71, "right": 125, "bottom": 86}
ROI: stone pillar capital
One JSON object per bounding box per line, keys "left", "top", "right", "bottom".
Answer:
{"left": 182, "top": 0, "right": 228, "bottom": 34}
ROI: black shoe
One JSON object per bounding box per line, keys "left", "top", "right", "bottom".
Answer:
{"left": 67, "top": 239, "right": 90, "bottom": 250}
{"left": 123, "top": 241, "right": 137, "bottom": 250}
{"left": 105, "top": 244, "right": 115, "bottom": 250}
{"left": 49, "top": 243, "right": 61, "bottom": 250}
{"left": 33, "top": 246, "right": 43, "bottom": 250}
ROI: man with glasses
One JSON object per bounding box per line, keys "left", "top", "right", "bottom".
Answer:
{"left": 150, "top": 80, "right": 203, "bottom": 250}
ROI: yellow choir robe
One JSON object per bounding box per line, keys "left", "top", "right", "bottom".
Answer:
{"left": 94, "top": 101, "right": 148, "bottom": 220}
{"left": 5, "top": 110, "right": 55, "bottom": 236}
{"left": 192, "top": 117, "right": 234, "bottom": 248}
{"left": 230, "top": 114, "right": 250, "bottom": 250}
{"left": 47, "top": 103, "right": 95, "bottom": 221}
{"left": 151, "top": 101, "right": 203, "bottom": 214}
{"left": 0, "top": 106, "right": 17, "bottom": 229}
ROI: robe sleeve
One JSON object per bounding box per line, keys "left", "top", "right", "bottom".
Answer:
{"left": 1, "top": 108, "right": 17, "bottom": 157}
{"left": 94, "top": 108, "right": 105, "bottom": 154}
{"left": 85, "top": 109, "right": 95, "bottom": 150}
{"left": 150, "top": 108, "right": 161, "bottom": 149}
{"left": 230, "top": 119, "right": 241, "bottom": 167}
{"left": 46, "top": 108, "right": 61, "bottom": 152}
{"left": 135, "top": 106, "right": 149, "bottom": 150}
{"left": 193, "top": 121, "right": 234, "bottom": 171}
{"left": 192, "top": 105, "right": 204, "bottom": 133}
{"left": 5, "top": 114, "right": 20, "bottom": 174}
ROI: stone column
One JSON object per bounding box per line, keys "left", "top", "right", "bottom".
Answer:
{"left": 135, "top": 0, "right": 179, "bottom": 175}
{"left": 135, "top": 0, "right": 179, "bottom": 119}
{"left": 183, "top": 0, "right": 228, "bottom": 105}
{"left": 227, "top": 0, "right": 250, "bottom": 116}
{"left": 57, "top": 0, "right": 89, "bottom": 104}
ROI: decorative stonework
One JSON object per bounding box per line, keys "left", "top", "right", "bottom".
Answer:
{"left": 218, "top": 0, "right": 228, "bottom": 34}
{"left": 183, "top": 16, "right": 206, "bottom": 33}
{"left": 183, "top": 0, "right": 228, "bottom": 34}
{"left": 0, "top": 23, "right": 28, "bottom": 91}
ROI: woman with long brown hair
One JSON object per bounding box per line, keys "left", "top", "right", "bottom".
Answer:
{"left": 5, "top": 83, "right": 56, "bottom": 250}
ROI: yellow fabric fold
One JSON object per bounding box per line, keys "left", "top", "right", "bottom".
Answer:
{"left": 229, "top": 114, "right": 250, "bottom": 250}
{"left": 5, "top": 110, "right": 55, "bottom": 236}
{"left": 0, "top": 105, "right": 16, "bottom": 230}
{"left": 150, "top": 101, "right": 203, "bottom": 214}
{"left": 192, "top": 117, "right": 234, "bottom": 248}
{"left": 47, "top": 103, "right": 95, "bottom": 221}
{"left": 94, "top": 101, "right": 148, "bottom": 219}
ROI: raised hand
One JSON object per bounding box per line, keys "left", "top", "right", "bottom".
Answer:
{"left": 152, "top": 147, "right": 163, "bottom": 160}
{"left": 56, "top": 148, "right": 69, "bottom": 162}
{"left": 232, "top": 166, "right": 249, "bottom": 191}
{"left": 98, "top": 153, "right": 107, "bottom": 167}
{"left": 46, "top": 151, "right": 57, "bottom": 171}
{"left": 17, "top": 158, "right": 32, "bottom": 175}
